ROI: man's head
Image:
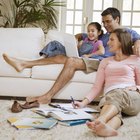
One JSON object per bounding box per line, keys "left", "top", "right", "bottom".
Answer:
{"left": 101, "top": 7, "right": 121, "bottom": 33}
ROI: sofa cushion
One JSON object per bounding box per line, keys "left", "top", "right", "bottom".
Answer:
{"left": 31, "top": 65, "right": 97, "bottom": 84}
{"left": 45, "top": 30, "right": 65, "bottom": 45}
{"left": 0, "top": 28, "right": 44, "bottom": 77}
{"left": 0, "top": 57, "right": 32, "bottom": 78}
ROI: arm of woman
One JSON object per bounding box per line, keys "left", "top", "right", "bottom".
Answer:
{"left": 133, "top": 40, "right": 140, "bottom": 56}
{"left": 135, "top": 61, "right": 140, "bottom": 91}
{"left": 85, "top": 59, "right": 106, "bottom": 102}
{"left": 74, "top": 58, "right": 108, "bottom": 108}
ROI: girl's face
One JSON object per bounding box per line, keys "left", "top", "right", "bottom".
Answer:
{"left": 87, "top": 24, "right": 100, "bottom": 40}
{"left": 107, "top": 33, "right": 121, "bottom": 53}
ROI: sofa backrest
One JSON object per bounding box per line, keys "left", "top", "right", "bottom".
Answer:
{"left": 0, "top": 28, "right": 45, "bottom": 77}
{"left": 0, "top": 28, "right": 44, "bottom": 58}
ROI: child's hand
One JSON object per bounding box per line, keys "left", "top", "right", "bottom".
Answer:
{"left": 82, "top": 54, "right": 90, "bottom": 58}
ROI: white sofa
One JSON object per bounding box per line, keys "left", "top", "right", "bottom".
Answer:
{"left": 0, "top": 28, "right": 98, "bottom": 101}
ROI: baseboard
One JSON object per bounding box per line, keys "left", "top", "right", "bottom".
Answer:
{"left": 0, "top": 96, "right": 99, "bottom": 105}
{"left": 0, "top": 96, "right": 26, "bottom": 101}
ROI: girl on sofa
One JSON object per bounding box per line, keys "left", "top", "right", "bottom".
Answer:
{"left": 77, "top": 22, "right": 105, "bottom": 59}
{"left": 39, "top": 22, "right": 105, "bottom": 59}
{"left": 74, "top": 28, "right": 140, "bottom": 137}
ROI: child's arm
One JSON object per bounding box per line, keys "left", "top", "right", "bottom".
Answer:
{"left": 83, "top": 44, "right": 105, "bottom": 58}
{"left": 75, "top": 33, "right": 83, "bottom": 42}
{"left": 92, "top": 45, "right": 105, "bottom": 55}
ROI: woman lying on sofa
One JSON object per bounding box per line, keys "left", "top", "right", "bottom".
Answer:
{"left": 74, "top": 28, "right": 140, "bottom": 137}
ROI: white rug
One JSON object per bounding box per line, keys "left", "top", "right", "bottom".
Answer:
{"left": 0, "top": 100, "right": 140, "bottom": 140}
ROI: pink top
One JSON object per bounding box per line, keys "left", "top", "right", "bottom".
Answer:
{"left": 86, "top": 55, "right": 140, "bottom": 102}
{"left": 83, "top": 37, "right": 103, "bottom": 53}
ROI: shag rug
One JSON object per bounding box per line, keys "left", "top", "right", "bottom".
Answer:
{"left": 0, "top": 99, "right": 140, "bottom": 140}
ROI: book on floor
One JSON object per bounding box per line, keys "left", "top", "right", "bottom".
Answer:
{"left": 33, "top": 107, "right": 94, "bottom": 121}
{"left": 7, "top": 117, "right": 57, "bottom": 130}
{"left": 8, "top": 117, "right": 34, "bottom": 130}
{"left": 59, "top": 119, "right": 90, "bottom": 126}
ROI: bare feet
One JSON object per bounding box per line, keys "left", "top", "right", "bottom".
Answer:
{"left": 86, "top": 121, "right": 96, "bottom": 132}
{"left": 26, "top": 94, "right": 51, "bottom": 104}
{"left": 3, "top": 53, "right": 25, "bottom": 72}
{"left": 86, "top": 120, "right": 118, "bottom": 137}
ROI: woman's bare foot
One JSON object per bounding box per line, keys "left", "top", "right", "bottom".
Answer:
{"left": 3, "top": 53, "right": 25, "bottom": 72}
{"left": 94, "top": 120, "right": 118, "bottom": 137}
{"left": 86, "top": 121, "right": 96, "bottom": 133}
{"left": 26, "top": 94, "right": 51, "bottom": 104}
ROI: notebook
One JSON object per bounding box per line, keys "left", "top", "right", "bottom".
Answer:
{"left": 46, "top": 30, "right": 79, "bottom": 57}
{"left": 62, "top": 32, "right": 79, "bottom": 57}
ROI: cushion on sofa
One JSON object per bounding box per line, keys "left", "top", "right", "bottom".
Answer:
{"left": 0, "top": 28, "right": 44, "bottom": 77}
{"left": 45, "top": 30, "right": 65, "bottom": 46}
{"left": 0, "top": 61, "right": 31, "bottom": 78}
{"left": 31, "top": 65, "right": 97, "bottom": 84}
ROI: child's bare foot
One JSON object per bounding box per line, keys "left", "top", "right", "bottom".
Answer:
{"left": 94, "top": 120, "right": 118, "bottom": 137}
{"left": 3, "top": 53, "right": 25, "bottom": 72}
{"left": 26, "top": 95, "right": 51, "bottom": 104}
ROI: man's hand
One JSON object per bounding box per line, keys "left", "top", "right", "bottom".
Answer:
{"left": 133, "top": 40, "right": 140, "bottom": 56}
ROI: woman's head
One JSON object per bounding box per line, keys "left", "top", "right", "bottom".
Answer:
{"left": 108, "top": 28, "right": 133, "bottom": 55}
{"left": 87, "top": 22, "right": 103, "bottom": 40}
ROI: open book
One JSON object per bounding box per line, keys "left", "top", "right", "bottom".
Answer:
{"left": 33, "top": 107, "right": 94, "bottom": 121}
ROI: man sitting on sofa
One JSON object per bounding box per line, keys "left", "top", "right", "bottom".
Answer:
{"left": 3, "top": 7, "right": 140, "bottom": 104}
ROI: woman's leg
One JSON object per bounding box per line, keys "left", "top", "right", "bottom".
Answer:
{"left": 3, "top": 53, "right": 67, "bottom": 72}
{"left": 98, "top": 104, "right": 119, "bottom": 122}
{"left": 86, "top": 104, "right": 121, "bottom": 137}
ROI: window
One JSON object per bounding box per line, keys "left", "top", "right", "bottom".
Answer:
{"left": 122, "top": 0, "right": 140, "bottom": 34}
{"left": 64, "top": 0, "right": 84, "bottom": 34}
{"left": 59, "top": 0, "right": 140, "bottom": 35}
